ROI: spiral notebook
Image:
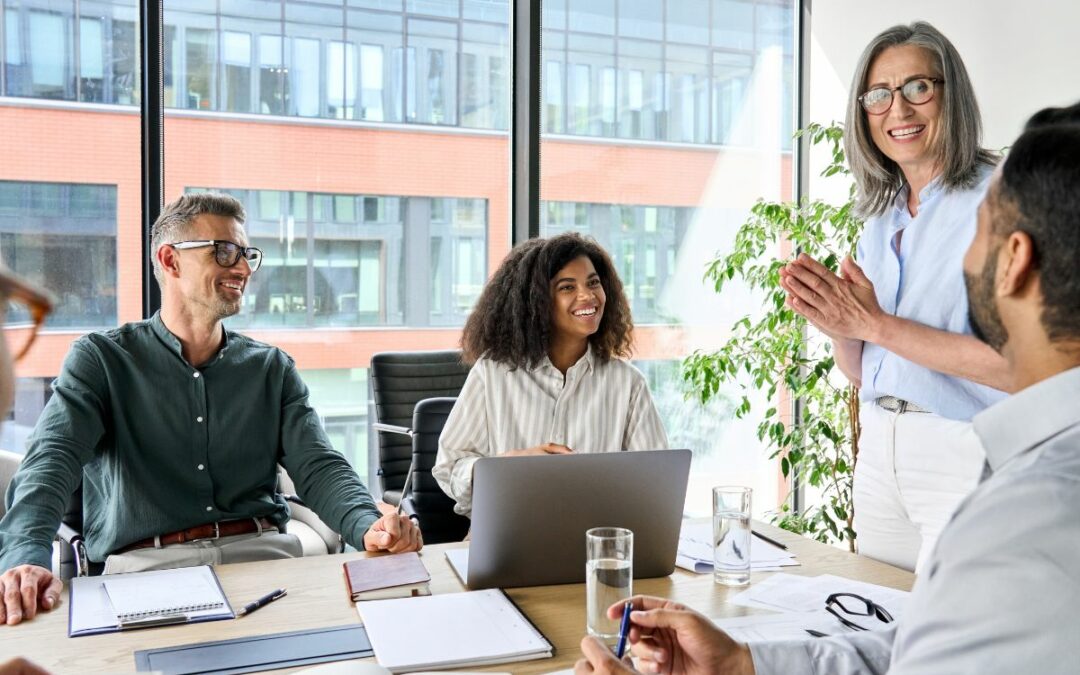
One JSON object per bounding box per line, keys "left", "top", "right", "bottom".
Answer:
{"left": 356, "top": 589, "right": 553, "bottom": 673}
{"left": 69, "top": 565, "right": 234, "bottom": 636}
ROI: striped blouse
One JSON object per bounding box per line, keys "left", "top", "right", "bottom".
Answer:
{"left": 432, "top": 346, "right": 670, "bottom": 516}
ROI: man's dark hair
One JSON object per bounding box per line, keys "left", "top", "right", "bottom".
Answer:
{"left": 994, "top": 101, "right": 1080, "bottom": 342}
{"left": 461, "top": 232, "right": 633, "bottom": 368}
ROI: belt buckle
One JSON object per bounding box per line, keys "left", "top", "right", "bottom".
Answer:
{"left": 897, "top": 399, "right": 909, "bottom": 414}
{"left": 191, "top": 521, "right": 221, "bottom": 543}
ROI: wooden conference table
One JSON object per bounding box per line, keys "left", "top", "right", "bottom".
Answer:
{"left": 3, "top": 522, "right": 914, "bottom": 674}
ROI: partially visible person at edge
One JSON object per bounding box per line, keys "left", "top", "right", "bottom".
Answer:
{"left": 0, "top": 265, "right": 54, "bottom": 673}
{"left": 433, "top": 232, "right": 669, "bottom": 517}
{"left": 779, "top": 21, "right": 1009, "bottom": 572}
{"left": 0, "top": 192, "right": 420, "bottom": 628}
{"left": 574, "top": 101, "right": 1080, "bottom": 675}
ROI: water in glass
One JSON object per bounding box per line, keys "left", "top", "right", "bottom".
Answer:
{"left": 586, "top": 558, "right": 632, "bottom": 638}
{"left": 713, "top": 510, "right": 751, "bottom": 586}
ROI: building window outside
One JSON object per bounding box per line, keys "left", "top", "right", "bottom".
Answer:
{"left": 1, "top": 0, "right": 786, "bottom": 148}
{"left": 191, "top": 188, "right": 487, "bottom": 330}
{"left": 0, "top": 180, "right": 118, "bottom": 330}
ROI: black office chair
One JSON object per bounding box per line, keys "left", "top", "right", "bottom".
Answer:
{"left": 407, "top": 397, "right": 471, "bottom": 543}
{"left": 369, "top": 350, "right": 471, "bottom": 543}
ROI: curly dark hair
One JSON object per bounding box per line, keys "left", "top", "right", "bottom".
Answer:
{"left": 461, "top": 232, "right": 634, "bottom": 368}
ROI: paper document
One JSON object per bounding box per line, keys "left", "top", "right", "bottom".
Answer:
{"left": 356, "top": 589, "right": 552, "bottom": 673}
{"left": 70, "top": 565, "right": 233, "bottom": 636}
{"left": 711, "top": 610, "right": 850, "bottom": 642}
{"left": 677, "top": 522, "right": 799, "bottom": 573}
{"left": 729, "top": 573, "right": 908, "bottom": 619}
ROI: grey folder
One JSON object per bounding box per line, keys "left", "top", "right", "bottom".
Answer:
{"left": 133, "top": 624, "right": 373, "bottom": 674}
{"left": 466, "top": 448, "right": 692, "bottom": 589}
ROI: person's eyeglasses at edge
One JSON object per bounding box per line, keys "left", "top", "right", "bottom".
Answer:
{"left": 0, "top": 268, "right": 56, "bottom": 363}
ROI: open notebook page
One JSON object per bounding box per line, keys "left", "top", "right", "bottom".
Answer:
{"left": 103, "top": 565, "right": 227, "bottom": 620}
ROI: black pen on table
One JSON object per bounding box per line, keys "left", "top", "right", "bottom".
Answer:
{"left": 237, "top": 588, "right": 287, "bottom": 617}
{"left": 751, "top": 529, "right": 788, "bottom": 551}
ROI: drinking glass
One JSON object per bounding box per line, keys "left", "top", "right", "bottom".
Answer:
{"left": 585, "top": 527, "right": 633, "bottom": 639}
{"left": 713, "top": 486, "right": 752, "bottom": 586}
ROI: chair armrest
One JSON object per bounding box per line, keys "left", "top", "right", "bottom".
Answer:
{"left": 56, "top": 522, "right": 90, "bottom": 578}
{"left": 287, "top": 499, "right": 344, "bottom": 553}
{"left": 372, "top": 423, "right": 414, "bottom": 437}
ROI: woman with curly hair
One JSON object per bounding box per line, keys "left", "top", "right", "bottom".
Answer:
{"left": 432, "top": 232, "right": 669, "bottom": 517}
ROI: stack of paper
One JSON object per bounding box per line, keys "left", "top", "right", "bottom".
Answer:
{"left": 712, "top": 574, "right": 910, "bottom": 642}
{"left": 676, "top": 522, "right": 799, "bottom": 573}
{"left": 729, "top": 573, "right": 908, "bottom": 617}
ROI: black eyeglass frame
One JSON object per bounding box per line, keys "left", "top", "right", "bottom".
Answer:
{"left": 825, "top": 592, "right": 895, "bottom": 632}
{"left": 169, "top": 240, "right": 264, "bottom": 273}
{"left": 858, "top": 77, "right": 943, "bottom": 116}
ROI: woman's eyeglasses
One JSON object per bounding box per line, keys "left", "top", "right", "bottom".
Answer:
{"left": 169, "top": 240, "right": 264, "bottom": 273}
{"left": 825, "top": 592, "right": 895, "bottom": 632}
{"left": 0, "top": 271, "right": 56, "bottom": 363}
{"left": 858, "top": 77, "right": 942, "bottom": 115}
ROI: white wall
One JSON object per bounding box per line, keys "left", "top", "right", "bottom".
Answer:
{"left": 807, "top": 0, "right": 1079, "bottom": 199}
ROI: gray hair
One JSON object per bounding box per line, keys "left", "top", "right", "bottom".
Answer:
{"left": 150, "top": 192, "right": 246, "bottom": 285}
{"left": 844, "top": 21, "right": 998, "bottom": 218}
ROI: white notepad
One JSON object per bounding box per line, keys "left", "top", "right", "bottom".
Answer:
{"left": 356, "top": 589, "right": 553, "bottom": 673}
{"left": 69, "top": 565, "right": 234, "bottom": 636}
{"left": 104, "top": 565, "right": 226, "bottom": 621}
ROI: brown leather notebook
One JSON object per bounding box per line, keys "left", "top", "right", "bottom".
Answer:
{"left": 343, "top": 552, "right": 432, "bottom": 602}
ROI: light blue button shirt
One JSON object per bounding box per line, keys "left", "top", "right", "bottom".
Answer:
{"left": 857, "top": 163, "right": 1005, "bottom": 420}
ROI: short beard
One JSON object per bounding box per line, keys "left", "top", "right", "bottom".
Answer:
{"left": 964, "top": 245, "right": 1009, "bottom": 352}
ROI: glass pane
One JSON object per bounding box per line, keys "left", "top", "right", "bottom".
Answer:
{"left": 541, "top": 0, "right": 796, "bottom": 517}
{"left": 0, "top": 0, "right": 138, "bottom": 454}
{"left": 163, "top": 0, "right": 510, "bottom": 485}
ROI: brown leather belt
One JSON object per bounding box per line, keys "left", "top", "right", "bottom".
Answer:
{"left": 119, "top": 517, "right": 278, "bottom": 553}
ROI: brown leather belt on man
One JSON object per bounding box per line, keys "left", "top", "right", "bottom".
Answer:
{"left": 119, "top": 517, "right": 279, "bottom": 553}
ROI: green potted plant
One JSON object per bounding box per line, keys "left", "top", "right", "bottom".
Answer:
{"left": 682, "top": 122, "right": 864, "bottom": 550}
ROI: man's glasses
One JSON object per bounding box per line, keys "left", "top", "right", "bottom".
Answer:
{"left": 858, "top": 77, "right": 942, "bottom": 115}
{"left": 825, "top": 592, "right": 895, "bottom": 632}
{"left": 0, "top": 272, "right": 56, "bottom": 363}
{"left": 169, "top": 240, "right": 263, "bottom": 273}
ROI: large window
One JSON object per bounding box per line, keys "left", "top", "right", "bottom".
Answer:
{"left": 162, "top": 0, "right": 510, "bottom": 484}
{"left": 0, "top": 0, "right": 798, "bottom": 512}
{"left": 541, "top": 0, "right": 797, "bottom": 517}
{"left": 0, "top": 0, "right": 140, "bottom": 456}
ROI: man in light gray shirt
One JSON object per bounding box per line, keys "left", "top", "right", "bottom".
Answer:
{"left": 572, "top": 103, "right": 1080, "bottom": 675}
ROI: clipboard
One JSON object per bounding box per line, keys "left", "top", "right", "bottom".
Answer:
{"left": 69, "top": 565, "right": 235, "bottom": 637}
{"left": 134, "top": 624, "right": 373, "bottom": 674}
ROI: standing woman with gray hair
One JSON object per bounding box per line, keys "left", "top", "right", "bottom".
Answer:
{"left": 779, "top": 22, "right": 1009, "bottom": 572}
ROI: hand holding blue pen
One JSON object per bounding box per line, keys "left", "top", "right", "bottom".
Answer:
{"left": 614, "top": 599, "right": 634, "bottom": 659}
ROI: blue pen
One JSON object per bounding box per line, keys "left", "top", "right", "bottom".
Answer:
{"left": 614, "top": 600, "right": 633, "bottom": 659}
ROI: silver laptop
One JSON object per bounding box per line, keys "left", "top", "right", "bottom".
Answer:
{"left": 463, "top": 449, "right": 692, "bottom": 589}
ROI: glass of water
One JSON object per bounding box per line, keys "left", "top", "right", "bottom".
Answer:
{"left": 713, "top": 486, "right": 752, "bottom": 586}
{"left": 586, "top": 527, "right": 633, "bottom": 639}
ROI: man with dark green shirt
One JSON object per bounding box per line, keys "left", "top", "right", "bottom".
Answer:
{"left": 0, "top": 192, "right": 421, "bottom": 626}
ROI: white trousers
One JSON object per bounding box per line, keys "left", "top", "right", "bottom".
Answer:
{"left": 853, "top": 402, "right": 985, "bottom": 573}
{"left": 102, "top": 531, "right": 303, "bottom": 575}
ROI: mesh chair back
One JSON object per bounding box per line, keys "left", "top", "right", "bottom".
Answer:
{"left": 369, "top": 350, "right": 470, "bottom": 501}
